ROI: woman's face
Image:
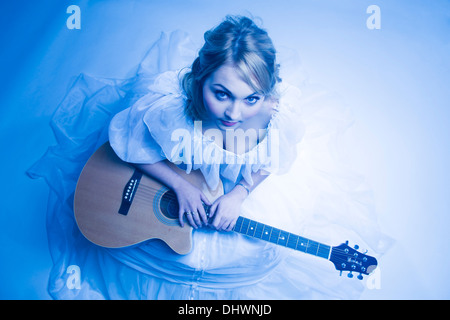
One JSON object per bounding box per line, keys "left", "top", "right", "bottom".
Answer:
{"left": 202, "top": 64, "right": 265, "bottom": 131}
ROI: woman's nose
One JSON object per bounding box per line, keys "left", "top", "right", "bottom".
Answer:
{"left": 224, "top": 101, "right": 241, "bottom": 120}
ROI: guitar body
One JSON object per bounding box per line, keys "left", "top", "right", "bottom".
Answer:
{"left": 74, "top": 143, "right": 223, "bottom": 254}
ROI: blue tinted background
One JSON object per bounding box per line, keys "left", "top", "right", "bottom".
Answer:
{"left": 1, "top": 0, "right": 449, "bottom": 299}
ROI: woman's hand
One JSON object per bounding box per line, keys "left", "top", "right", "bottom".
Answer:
{"left": 135, "top": 161, "right": 267, "bottom": 232}
{"left": 208, "top": 185, "right": 248, "bottom": 231}
{"left": 173, "top": 179, "right": 211, "bottom": 229}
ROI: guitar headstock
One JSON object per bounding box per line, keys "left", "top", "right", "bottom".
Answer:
{"left": 329, "top": 241, "right": 377, "bottom": 280}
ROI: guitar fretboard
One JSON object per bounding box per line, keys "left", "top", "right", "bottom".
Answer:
{"left": 233, "top": 216, "right": 331, "bottom": 259}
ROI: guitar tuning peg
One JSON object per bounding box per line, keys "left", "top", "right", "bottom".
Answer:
{"left": 357, "top": 273, "right": 363, "bottom": 280}
{"left": 347, "top": 272, "right": 353, "bottom": 278}
{"left": 345, "top": 240, "right": 349, "bottom": 245}
{"left": 354, "top": 244, "right": 359, "bottom": 250}
{"left": 339, "top": 271, "right": 343, "bottom": 277}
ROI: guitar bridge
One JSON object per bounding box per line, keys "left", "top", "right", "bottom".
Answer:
{"left": 118, "top": 169, "right": 143, "bottom": 215}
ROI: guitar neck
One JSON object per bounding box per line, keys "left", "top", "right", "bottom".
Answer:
{"left": 233, "top": 216, "right": 331, "bottom": 260}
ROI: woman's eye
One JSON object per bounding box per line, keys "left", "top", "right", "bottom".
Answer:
{"left": 246, "top": 96, "right": 260, "bottom": 105}
{"left": 215, "top": 91, "right": 228, "bottom": 101}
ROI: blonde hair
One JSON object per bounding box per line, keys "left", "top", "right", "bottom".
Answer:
{"left": 182, "top": 15, "right": 280, "bottom": 121}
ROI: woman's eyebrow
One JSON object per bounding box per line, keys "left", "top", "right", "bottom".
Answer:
{"left": 212, "top": 84, "right": 232, "bottom": 95}
{"left": 212, "top": 83, "right": 259, "bottom": 98}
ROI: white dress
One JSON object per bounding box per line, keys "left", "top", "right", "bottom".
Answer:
{"left": 27, "top": 30, "right": 392, "bottom": 300}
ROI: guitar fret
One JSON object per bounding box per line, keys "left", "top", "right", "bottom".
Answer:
{"left": 248, "top": 220, "right": 257, "bottom": 237}
{"left": 270, "top": 228, "right": 281, "bottom": 244}
{"left": 296, "top": 237, "right": 309, "bottom": 252}
{"left": 260, "top": 225, "right": 266, "bottom": 240}
{"left": 261, "top": 225, "right": 272, "bottom": 241}
{"left": 278, "top": 231, "right": 289, "bottom": 246}
{"left": 317, "top": 244, "right": 331, "bottom": 259}
{"left": 287, "top": 234, "right": 298, "bottom": 249}
{"left": 234, "top": 216, "right": 243, "bottom": 233}
{"left": 241, "top": 218, "right": 250, "bottom": 235}
{"left": 284, "top": 233, "right": 290, "bottom": 247}
{"left": 307, "top": 241, "right": 319, "bottom": 255}
{"left": 254, "top": 223, "right": 264, "bottom": 239}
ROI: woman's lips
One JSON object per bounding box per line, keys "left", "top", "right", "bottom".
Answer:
{"left": 220, "top": 120, "right": 238, "bottom": 127}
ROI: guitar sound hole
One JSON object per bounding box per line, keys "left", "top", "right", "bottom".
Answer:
{"left": 160, "top": 190, "right": 179, "bottom": 220}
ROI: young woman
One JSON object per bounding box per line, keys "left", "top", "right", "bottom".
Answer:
{"left": 29, "top": 15, "right": 389, "bottom": 300}
{"left": 110, "top": 16, "right": 284, "bottom": 233}
{"left": 106, "top": 16, "right": 305, "bottom": 298}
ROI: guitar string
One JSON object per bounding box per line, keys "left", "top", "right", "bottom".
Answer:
{"left": 138, "top": 184, "right": 178, "bottom": 199}
{"left": 138, "top": 184, "right": 174, "bottom": 194}
{"left": 136, "top": 185, "right": 177, "bottom": 200}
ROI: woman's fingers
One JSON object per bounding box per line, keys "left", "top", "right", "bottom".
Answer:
{"left": 200, "top": 193, "right": 212, "bottom": 207}
{"left": 177, "top": 191, "right": 238, "bottom": 231}
{"left": 214, "top": 218, "right": 232, "bottom": 231}
{"left": 225, "top": 219, "right": 236, "bottom": 231}
{"left": 193, "top": 210, "right": 203, "bottom": 228}
{"left": 179, "top": 206, "right": 207, "bottom": 229}
{"left": 208, "top": 207, "right": 237, "bottom": 231}
{"left": 199, "top": 193, "right": 212, "bottom": 224}
{"left": 178, "top": 208, "right": 185, "bottom": 227}
{"left": 185, "top": 210, "right": 200, "bottom": 229}
{"left": 198, "top": 203, "right": 209, "bottom": 225}
{"left": 207, "top": 201, "right": 216, "bottom": 219}
{"left": 176, "top": 187, "right": 213, "bottom": 229}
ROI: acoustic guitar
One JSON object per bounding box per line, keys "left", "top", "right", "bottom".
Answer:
{"left": 74, "top": 142, "right": 377, "bottom": 279}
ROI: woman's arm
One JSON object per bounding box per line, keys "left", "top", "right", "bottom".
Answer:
{"left": 134, "top": 161, "right": 211, "bottom": 228}
{"left": 208, "top": 170, "right": 270, "bottom": 231}
{"left": 235, "top": 169, "right": 270, "bottom": 197}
